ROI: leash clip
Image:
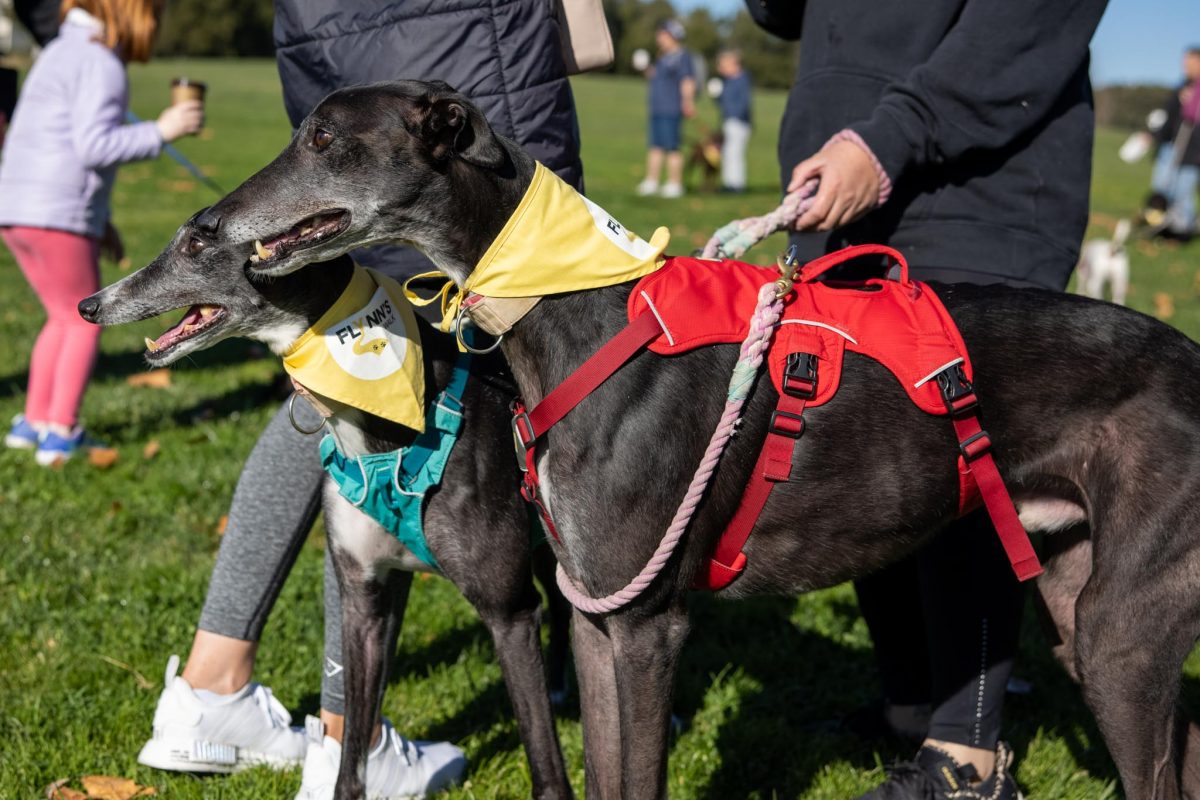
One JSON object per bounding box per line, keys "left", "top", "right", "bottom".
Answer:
{"left": 455, "top": 306, "right": 504, "bottom": 354}
{"left": 511, "top": 406, "right": 535, "bottom": 472}
{"left": 774, "top": 244, "right": 801, "bottom": 299}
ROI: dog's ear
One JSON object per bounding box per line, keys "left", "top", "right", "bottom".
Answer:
{"left": 413, "top": 88, "right": 506, "bottom": 170}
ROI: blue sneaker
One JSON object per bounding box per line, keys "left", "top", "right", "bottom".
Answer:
{"left": 5, "top": 415, "right": 42, "bottom": 450}
{"left": 35, "top": 426, "right": 104, "bottom": 467}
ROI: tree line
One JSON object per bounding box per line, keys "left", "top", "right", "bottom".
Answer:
{"left": 153, "top": 0, "right": 800, "bottom": 89}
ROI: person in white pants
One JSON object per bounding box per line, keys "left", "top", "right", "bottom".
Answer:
{"left": 717, "top": 49, "right": 752, "bottom": 193}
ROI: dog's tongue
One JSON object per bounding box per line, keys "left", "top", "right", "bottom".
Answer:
{"left": 146, "top": 305, "right": 215, "bottom": 352}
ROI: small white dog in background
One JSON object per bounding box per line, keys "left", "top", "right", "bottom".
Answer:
{"left": 1078, "top": 218, "right": 1132, "bottom": 305}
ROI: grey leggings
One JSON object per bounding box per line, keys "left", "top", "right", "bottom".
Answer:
{"left": 197, "top": 394, "right": 348, "bottom": 712}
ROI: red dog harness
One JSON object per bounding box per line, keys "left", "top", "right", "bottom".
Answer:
{"left": 512, "top": 245, "right": 1042, "bottom": 591}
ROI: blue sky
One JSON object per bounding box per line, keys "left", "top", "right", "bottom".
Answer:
{"left": 673, "top": 0, "right": 1200, "bottom": 87}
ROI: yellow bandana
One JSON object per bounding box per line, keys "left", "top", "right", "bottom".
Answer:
{"left": 407, "top": 162, "right": 671, "bottom": 335}
{"left": 283, "top": 266, "right": 426, "bottom": 431}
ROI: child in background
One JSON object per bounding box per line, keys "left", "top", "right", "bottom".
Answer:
{"left": 636, "top": 19, "right": 695, "bottom": 199}
{"left": 0, "top": 0, "right": 202, "bottom": 465}
{"left": 717, "top": 49, "right": 751, "bottom": 193}
{"left": 1149, "top": 46, "right": 1200, "bottom": 239}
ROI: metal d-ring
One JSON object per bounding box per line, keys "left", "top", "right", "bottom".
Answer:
{"left": 455, "top": 307, "right": 504, "bottom": 354}
{"left": 288, "top": 392, "right": 327, "bottom": 435}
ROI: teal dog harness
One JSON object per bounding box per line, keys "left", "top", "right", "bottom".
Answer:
{"left": 319, "top": 356, "right": 471, "bottom": 569}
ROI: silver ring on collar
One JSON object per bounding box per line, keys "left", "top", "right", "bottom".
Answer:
{"left": 288, "top": 392, "right": 327, "bottom": 435}
{"left": 455, "top": 307, "right": 504, "bottom": 354}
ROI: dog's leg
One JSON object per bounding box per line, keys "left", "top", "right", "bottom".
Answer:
{"left": 481, "top": 603, "right": 574, "bottom": 800}
{"left": 326, "top": 489, "right": 414, "bottom": 800}
{"left": 1033, "top": 525, "right": 1092, "bottom": 681}
{"left": 607, "top": 603, "right": 691, "bottom": 800}
{"left": 532, "top": 543, "right": 572, "bottom": 706}
{"left": 1113, "top": 257, "right": 1130, "bottom": 306}
{"left": 1075, "top": 567, "right": 1193, "bottom": 800}
{"left": 572, "top": 608, "right": 623, "bottom": 800}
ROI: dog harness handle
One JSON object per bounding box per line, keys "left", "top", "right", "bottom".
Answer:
{"left": 797, "top": 243, "right": 912, "bottom": 286}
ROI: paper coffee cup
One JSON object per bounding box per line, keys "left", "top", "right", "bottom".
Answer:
{"left": 170, "top": 78, "right": 207, "bottom": 106}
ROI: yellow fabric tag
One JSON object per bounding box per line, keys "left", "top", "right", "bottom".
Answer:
{"left": 283, "top": 266, "right": 426, "bottom": 431}
{"left": 418, "top": 162, "right": 671, "bottom": 334}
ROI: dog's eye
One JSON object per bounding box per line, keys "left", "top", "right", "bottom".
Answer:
{"left": 312, "top": 129, "right": 334, "bottom": 151}
{"left": 185, "top": 237, "right": 206, "bottom": 256}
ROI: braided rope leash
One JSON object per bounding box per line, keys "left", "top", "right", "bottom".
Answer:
{"left": 700, "top": 179, "right": 819, "bottom": 260}
{"left": 555, "top": 281, "right": 787, "bottom": 614}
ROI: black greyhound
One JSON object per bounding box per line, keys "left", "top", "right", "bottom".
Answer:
{"left": 80, "top": 234, "right": 574, "bottom": 800}
{"left": 93, "top": 80, "right": 1200, "bottom": 799}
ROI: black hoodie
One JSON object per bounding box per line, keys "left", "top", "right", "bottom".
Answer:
{"left": 752, "top": 0, "right": 1109, "bottom": 289}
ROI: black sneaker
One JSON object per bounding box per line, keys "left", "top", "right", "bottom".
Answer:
{"left": 857, "top": 742, "right": 1021, "bottom": 800}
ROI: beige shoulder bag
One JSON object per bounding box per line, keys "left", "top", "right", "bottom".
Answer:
{"left": 556, "top": 0, "right": 614, "bottom": 75}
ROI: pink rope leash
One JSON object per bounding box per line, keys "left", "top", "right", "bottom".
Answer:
{"left": 555, "top": 282, "right": 785, "bottom": 614}
{"left": 701, "top": 179, "right": 819, "bottom": 260}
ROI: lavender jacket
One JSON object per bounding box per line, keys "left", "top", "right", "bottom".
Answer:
{"left": 0, "top": 10, "right": 162, "bottom": 239}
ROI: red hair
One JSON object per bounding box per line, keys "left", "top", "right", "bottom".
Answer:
{"left": 60, "top": 0, "right": 165, "bottom": 63}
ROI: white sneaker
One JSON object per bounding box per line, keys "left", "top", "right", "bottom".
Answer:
{"left": 295, "top": 716, "right": 466, "bottom": 800}
{"left": 659, "top": 183, "right": 684, "bottom": 199}
{"left": 137, "top": 655, "right": 306, "bottom": 773}
{"left": 635, "top": 179, "right": 659, "bottom": 196}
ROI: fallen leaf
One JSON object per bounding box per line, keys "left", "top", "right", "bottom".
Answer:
{"left": 215, "top": 515, "right": 228, "bottom": 535}
{"left": 45, "top": 779, "right": 86, "bottom": 800}
{"left": 126, "top": 370, "right": 171, "bottom": 389}
{"left": 141, "top": 440, "right": 160, "bottom": 460}
{"left": 80, "top": 775, "right": 155, "bottom": 800}
{"left": 87, "top": 447, "right": 120, "bottom": 469}
{"left": 1154, "top": 291, "right": 1175, "bottom": 320}
{"left": 118, "top": 257, "right": 133, "bottom": 271}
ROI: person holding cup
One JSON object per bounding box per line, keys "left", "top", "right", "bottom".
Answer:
{"left": 0, "top": 0, "right": 202, "bottom": 465}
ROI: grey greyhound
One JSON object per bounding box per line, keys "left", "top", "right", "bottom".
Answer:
{"left": 80, "top": 236, "right": 575, "bottom": 799}
{"left": 89, "top": 80, "right": 1200, "bottom": 799}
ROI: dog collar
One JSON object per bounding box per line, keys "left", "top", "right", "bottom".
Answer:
{"left": 405, "top": 163, "right": 670, "bottom": 347}
{"left": 283, "top": 265, "right": 426, "bottom": 431}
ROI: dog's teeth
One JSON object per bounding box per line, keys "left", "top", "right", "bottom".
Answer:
{"left": 145, "top": 337, "right": 159, "bottom": 352}
{"left": 254, "top": 240, "right": 274, "bottom": 260}
{"left": 199, "top": 306, "right": 214, "bottom": 318}
{"left": 300, "top": 226, "right": 314, "bottom": 236}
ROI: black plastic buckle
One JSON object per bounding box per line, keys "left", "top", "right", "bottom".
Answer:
{"left": 935, "top": 363, "right": 978, "bottom": 415}
{"left": 959, "top": 430, "right": 992, "bottom": 462}
{"left": 768, "top": 409, "right": 806, "bottom": 439}
{"left": 783, "top": 352, "right": 818, "bottom": 399}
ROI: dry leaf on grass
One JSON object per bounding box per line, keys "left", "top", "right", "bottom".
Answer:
{"left": 1155, "top": 291, "right": 1176, "bottom": 320}
{"left": 80, "top": 775, "right": 156, "bottom": 799}
{"left": 118, "top": 257, "right": 133, "bottom": 271}
{"left": 142, "top": 440, "right": 161, "bottom": 460}
{"left": 87, "top": 447, "right": 119, "bottom": 469}
{"left": 45, "top": 779, "right": 86, "bottom": 800}
{"left": 215, "top": 515, "right": 229, "bottom": 535}
{"left": 126, "top": 370, "right": 171, "bottom": 389}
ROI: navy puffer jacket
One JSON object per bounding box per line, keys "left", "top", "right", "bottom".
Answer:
{"left": 274, "top": 0, "right": 582, "bottom": 187}
{"left": 273, "top": 0, "right": 583, "bottom": 278}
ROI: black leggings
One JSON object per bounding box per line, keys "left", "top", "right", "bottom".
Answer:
{"left": 855, "top": 509, "right": 1024, "bottom": 749}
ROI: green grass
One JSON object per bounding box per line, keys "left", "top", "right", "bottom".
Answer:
{"left": 1, "top": 59, "right": 1197, "bottom": 798}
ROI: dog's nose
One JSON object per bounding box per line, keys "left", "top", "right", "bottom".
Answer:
{"left": 195, "top": 207, "right": 222, "bottom": 234}
{"left": 78, "top": 296, "right": 100, "bottom": 322}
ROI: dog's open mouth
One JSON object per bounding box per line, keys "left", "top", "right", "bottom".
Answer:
{"left": 248, "top": 210, "right": 350, "bottom": 267}
{"left": 144, "top": 304, "right": 227, "bottom": 358}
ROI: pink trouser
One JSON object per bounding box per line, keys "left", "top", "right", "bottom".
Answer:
{"left": 2, "top": 226, "right": 101, "bottom": 428}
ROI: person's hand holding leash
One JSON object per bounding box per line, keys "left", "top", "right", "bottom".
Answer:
{"left": 789, "top": 138, "right": 882, "bottom": 231}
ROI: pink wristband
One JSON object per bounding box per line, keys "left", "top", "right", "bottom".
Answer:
{"left": 828, "top": 128, "right": 893, "bottom": 207}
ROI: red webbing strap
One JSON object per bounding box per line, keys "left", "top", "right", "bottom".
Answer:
{"left": 524, "top": 312, "right": 664, "bottom": 439}
{"left": 701, "top": 354, "right": 817, "bottom": 590}
{"left": 512, "top": 312, "right": 664, "bottom": 544}
{"left": 938, "top": 369, "right": 1043, "bottom": 582}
